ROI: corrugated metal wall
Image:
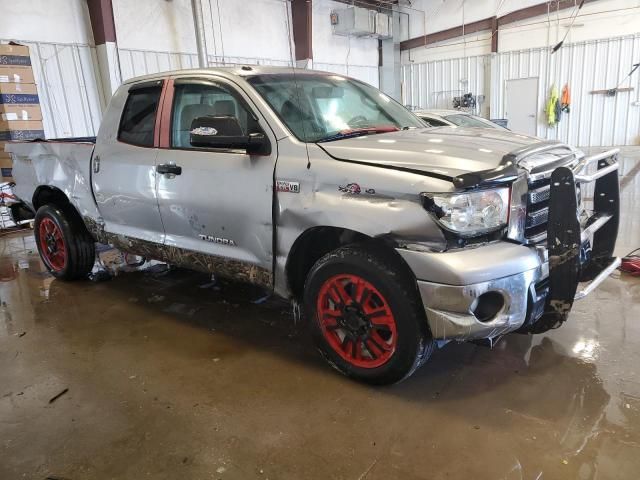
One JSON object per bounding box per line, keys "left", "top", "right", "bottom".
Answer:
{"left": 6, "top": 41, "right": 380, "bottom": 139}
{"left": 314, "top": 62, "right": 380, "bottom": 88}
{"left": 495, "top": 34, "right": 640, "bottom": 146}
{"left": 401, "top": 55, "right": 489, "bottom": 112}
{"left": 402, "top": 33, "right": 640, "bottom": 147}
{"left": 117, "top": 48, "right": 293, "bottom": 81}
{"left": 2, "top": 39, "right": 104, "bottom": 139}
{"left": 117, "top": 49, "right": 380, "bottom": 88}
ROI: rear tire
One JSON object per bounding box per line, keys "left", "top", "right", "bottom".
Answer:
{"left": 304, "top": 244, "right": 434, "bottom": 385}
{"left": 34, "top": 204, "right": 95, "bottom": 280}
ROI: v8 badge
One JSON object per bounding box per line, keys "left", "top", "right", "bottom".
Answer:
{"left": 276, "top": 180, "right": 300, "bottom": 193}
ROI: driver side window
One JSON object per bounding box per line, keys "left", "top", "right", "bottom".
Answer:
{"left": 171, "top": 82, "right": 259, "bottom": 149}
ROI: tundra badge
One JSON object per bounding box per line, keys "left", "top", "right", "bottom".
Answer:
{"left": 199, "top": 235, "right": 237, "bottom": 246}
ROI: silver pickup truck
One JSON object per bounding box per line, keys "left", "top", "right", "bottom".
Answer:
{"left": 5, "top": 66, "right": 621, "bottom": 384}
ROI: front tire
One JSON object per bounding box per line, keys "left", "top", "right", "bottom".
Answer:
{"left": 304, "top": 245, "right": 434, "bottom": 385}
{"left": 34, "top": 204, "right": 95, "bottom": 280}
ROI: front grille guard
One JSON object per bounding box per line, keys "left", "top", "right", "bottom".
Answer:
{"left": 451, "top": 144, "right": 620, "bottom": 331}
{"left": 542, "top": 149, "right": 620, "bottom": 327}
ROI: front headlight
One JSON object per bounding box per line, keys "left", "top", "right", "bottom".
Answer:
{"left": 422, "top": 188, "right": 510, "bottom": 236}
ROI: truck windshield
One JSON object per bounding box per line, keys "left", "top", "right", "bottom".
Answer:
{"left": 443, "top": 114, "right": 505, "bottom": 130}
{"left": 247, "top": 74, "right": 424, "bottom": 142}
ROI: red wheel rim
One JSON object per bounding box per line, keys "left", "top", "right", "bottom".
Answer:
{"left": 316, "top": 274, "right": 397, "bottom": 369}
{"left": 38, "top": 217, "right": 67, "bottom": 271}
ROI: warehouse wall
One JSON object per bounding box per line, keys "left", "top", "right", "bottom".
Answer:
{"left": 400, "top": 0, "right": 640, "bottom": 146}
{"left": 1, "top": 0, "right": 382, "bottom": 137}
{"left": 113, "top": 0, "right": 293, "bottom": 64}
{"left": 402, "top": 54, "right": 489, "bottom": 112}
{"left": 114, "top": 0, "right": 295, "bottom": 83}
{"left": 401, "top": 0, "right": 640, "bottom": 62}
{"left": 312, "top": 0, "right": 380, "bottom": 87}
{"left": 0, "top": 0, "right": 101, "bottom": 138}
{"left": 402, "top": 33, "right": 640, "bottom": 146}
{"left": 400, "top": 0, "right": 541, "bottom": 46}
{"left": 115, "top": 0, "right": 379, "bottom": 86}
{"left": 0, "top": 0, "right": 93, "bottom": 45}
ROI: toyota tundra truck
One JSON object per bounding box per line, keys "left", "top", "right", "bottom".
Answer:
{"left": 4, "top": 66, "right": 621, "bottom": 384}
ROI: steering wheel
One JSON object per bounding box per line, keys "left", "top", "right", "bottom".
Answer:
{"left": 347, "top": 115, "right": 369, "bottom": 128}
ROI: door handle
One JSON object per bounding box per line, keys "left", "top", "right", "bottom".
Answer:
{"left": 157, "top": 163, "right": 182, "bottom": 175}
{"left": 93, "top": 155, "right": 100, "bottom": 173}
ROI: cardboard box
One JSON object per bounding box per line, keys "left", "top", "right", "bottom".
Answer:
{"left": 0, "top": 119, "right": 43, "bottom": 130}
{"left": 1, "top": 105, "right": 42, "bottom": 121}
{"left": 0, "top": 44, "right": 34, "bottom": 84}
{"left": 0, "top": 83, "right": 40, "bottom": 116}
{"left": 0, "top": 82, "right": 38, "bottom": 96}
{"left": 0, "top": 120, "right": 44, "bottom": 141}
{"left": 0, "top": 154, "right": 13, "bottom": 182}
{"left": 0, "top": 44, "right": 30, "bottom": 58}
{"left": 0, "top": 67, "right": 35, "bottom": 84}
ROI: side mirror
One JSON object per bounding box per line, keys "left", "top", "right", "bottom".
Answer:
{"left": 189, "top": 116, "right": 270, "bottom": 155}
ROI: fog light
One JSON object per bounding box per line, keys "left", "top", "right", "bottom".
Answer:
{"left": 472, "top": 291, "right": 505, "bottom": 322}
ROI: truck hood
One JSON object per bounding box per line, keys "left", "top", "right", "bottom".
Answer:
{"left": 317, "top": 126, "right": 541, "bottom": 179}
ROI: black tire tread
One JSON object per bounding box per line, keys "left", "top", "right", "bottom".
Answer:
{"left": 34, "top": 203, "right": 95, "bottom": 280}
{"left": 62, "top": 204, "right": 95, "bottom": 279}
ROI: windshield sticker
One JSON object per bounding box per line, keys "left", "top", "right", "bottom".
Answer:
{"left": 276, "top": 180, "right": 300, "bottom": 193}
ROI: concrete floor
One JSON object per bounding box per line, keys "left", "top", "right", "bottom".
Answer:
{"left": 1, "top": 148, "right": 639, "bottom": 480}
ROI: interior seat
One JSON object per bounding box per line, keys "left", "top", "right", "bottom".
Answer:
{"left": 214, "top": 99, "right": 236, "bottom": 117}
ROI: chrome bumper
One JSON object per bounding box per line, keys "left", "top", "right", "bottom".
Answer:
{"left": 416, "top": 268, "right": 541, "bottom": 341}
{"left": 400, "top": 242, "right": 546, "bottom": 341}
{"left": 400, "top": 242, "right": 618, "bottom": 342}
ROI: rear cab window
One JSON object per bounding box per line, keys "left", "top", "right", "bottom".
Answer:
{"left": 118, "top": 81, "right": 163, "bottom": 147}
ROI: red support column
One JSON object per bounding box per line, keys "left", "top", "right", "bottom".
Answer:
{"left": 86, "top": 0, "right": 117, "bottom": 45}
{"left": 291, "top": 0, "right": 312, "bottom": 67}
{"left": 491, "top": 16, "right": 498, "bottom": 53}
{"left": 86, "top": 0, "right": 121, "bottom": 105}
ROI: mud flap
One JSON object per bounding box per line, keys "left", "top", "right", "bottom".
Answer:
{"left": 530, "top": 167, "right": 581, "bottom": 333}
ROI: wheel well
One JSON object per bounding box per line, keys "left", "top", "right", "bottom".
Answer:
{"left": 285, "top": 226, "right": 411, "bottom": 299}
{"left": 32, "top": 186, "right": 90, "bottom": 236}
{"left": 33, "top": 186, "right": 70, "bottom": 211}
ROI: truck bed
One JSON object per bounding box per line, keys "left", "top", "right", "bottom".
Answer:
{"left": 4, "top": 138, "right": 101, "bottom": 222}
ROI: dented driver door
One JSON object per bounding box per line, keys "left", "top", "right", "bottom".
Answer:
{"left": 154, "top": 76, "right": 277, "bottom": 284}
